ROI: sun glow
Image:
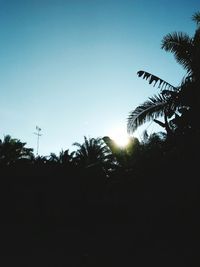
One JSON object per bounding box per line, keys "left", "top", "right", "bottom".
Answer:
{"left": 113, "top": 135, "right": 129, "bottom": 147}
{"left": 108, "top": 127, "right": 130, "bottom": 148}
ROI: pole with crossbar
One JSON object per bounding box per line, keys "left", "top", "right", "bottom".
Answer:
{"left": 34, "top": 126, "right": 42, "bottom": 156}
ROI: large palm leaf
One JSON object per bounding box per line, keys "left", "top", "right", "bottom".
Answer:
{"left": 137, "top": 70, "right": 176, "bottom": 91}
{"left": 161, "top": 32, "right": 193, "bottom": 73}
{"left": 130, "top": 69, "right": 185, "bottom": 133}
{"left": 161, "top": 14, "right": 200, "bottom": 78}
{"left": 127, "top": 94, "right": 169, "bottom": 133}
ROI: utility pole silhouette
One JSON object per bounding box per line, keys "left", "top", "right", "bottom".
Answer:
{"left": 34, "top": 126, "right": 42, "bottom": 156}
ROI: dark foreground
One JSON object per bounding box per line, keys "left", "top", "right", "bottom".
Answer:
{"left": 0, "top": 159, "right": 200, "bottom": 267}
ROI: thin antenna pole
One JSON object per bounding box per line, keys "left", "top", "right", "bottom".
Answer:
{"left": 34, "top": 126, "right": 42, "bottom": 156}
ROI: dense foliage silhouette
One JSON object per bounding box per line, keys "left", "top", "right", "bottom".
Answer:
{"left": 0, "top": 134, "right": 34, "bottom": 166}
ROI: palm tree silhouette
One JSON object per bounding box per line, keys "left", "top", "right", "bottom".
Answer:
{"left": 48, "top": 149, "right": 75, "bottom": 165}
{"left": 0, "top": 135, "right": 34, "bottom": 166}
{"left": 128, "top": 12, "right": 200, "bottom": 136}
{"left": 73, "top": 136, "right": 113, "bottom": 171}
{"left": 103, "top": 136, "right": 140, "bottom": 168}
{"left": 58, "top": 149, "right": 75, "bottom": 165}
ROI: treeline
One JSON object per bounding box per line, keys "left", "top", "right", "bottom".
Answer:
{"left": 1, "top": 127, "right": 199, "bottom": 265}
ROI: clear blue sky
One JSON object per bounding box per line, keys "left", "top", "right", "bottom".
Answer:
{"left": 0, "top": 0, "right": 198, "bottom": 155}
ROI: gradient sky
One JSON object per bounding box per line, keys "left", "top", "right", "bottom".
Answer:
{"left": 0, "top": 0, "right": 199, "bottom": 155}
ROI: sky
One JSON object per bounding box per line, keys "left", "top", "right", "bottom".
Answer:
{"left": 0, "top": 0, "right": 199, "bottom": 156}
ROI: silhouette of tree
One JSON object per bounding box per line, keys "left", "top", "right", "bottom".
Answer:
{"left": 48, "top": 149, "right": 75, "bottom": 166}
{"left": 58, "top": 149, "right": 75, "bottom": 165}
{"left": 73, "top": 136, "right": 113, "bottom": 172}
{"left": 103, "top": 136, "right": 141, "bottom": 169}
{"left": 140, "top": 131, "right": 167, "bottom": 161}
{"left": 34, "top": 155, "right": 48, "bottom": 165}
{"left": 48, "top": 152, "right": 59, "bottom": 163}
{"left": 0, "top": 135, "right": 34, "bottom": 166}
{"left": 161, "top": 11, "right": 200, "bottom": 133}
{"left": 128, "top": 12, "right": 200, "bottom": 137}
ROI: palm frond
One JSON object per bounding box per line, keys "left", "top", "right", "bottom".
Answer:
{"left": 161, "top": 89, "right": 180, "bottom": 99}
{"left": 127, "top": 94, "right": 168, "bottom": 133}
{"left": 153, "top": 119, "right": 166, "bottom": 128}
{"left": 72, "top": 142, "right": 82, "bottom": 148}
{"left": 191, "top": 27, "right": 200, "bottom": 76}
{"left": 161, "top": 32, "right": 192, "bottom": 71}
{"left": 192, "top": 12, "right": 200, "bottom": 25}
{"left": 137, "top": 70, "right": 175, "bottom": 91}
{"left": 193, "top": 26, "right": 200, "bottom": 44}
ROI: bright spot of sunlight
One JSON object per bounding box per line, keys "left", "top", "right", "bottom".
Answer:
{"left": 108, "top": 127, "right": 130, "bottom": 148}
